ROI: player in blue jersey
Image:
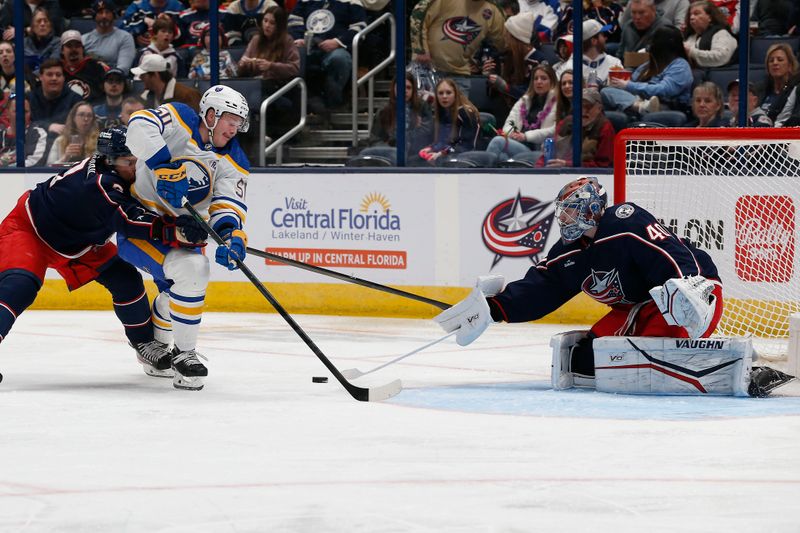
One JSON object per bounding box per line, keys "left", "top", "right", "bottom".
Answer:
{"left": 120, "top": 85, "right": 250, "bottom": 391}
{"left": 435, "top": 177, "right": 793, "bottom": 397}
{"left": 0, "top": 127, "right": 208, "bottom": 380}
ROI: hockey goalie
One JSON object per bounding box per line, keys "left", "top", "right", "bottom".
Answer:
{"left": 434, "top": 177, "right": 794, "bottom": 398}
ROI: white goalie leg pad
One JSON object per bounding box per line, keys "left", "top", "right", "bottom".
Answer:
{"left": 593, "top": 336, "right": 753, "bottom": 397}
{"left": 550, "top": 330, "right": 591, "bottom": 390}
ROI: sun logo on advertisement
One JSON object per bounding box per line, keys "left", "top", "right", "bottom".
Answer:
{"left": 360, "top": 192, "right": 391, "bottom": 214}
{"left": 482, "top": 191, "right": 555, "bottom": 268}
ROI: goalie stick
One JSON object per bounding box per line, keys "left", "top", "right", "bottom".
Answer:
{"left": 245, "top": 247, "right": 451, "bottom": 311}
{"left": 341, "top": 331, "right": 457, "bottom": 379}
{"left": 182, "top": 201, "right": 402, "bottom": 402}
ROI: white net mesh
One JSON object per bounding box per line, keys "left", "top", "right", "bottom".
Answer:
{"left": 620, "top": 130, "right": 800, "bottom": 360}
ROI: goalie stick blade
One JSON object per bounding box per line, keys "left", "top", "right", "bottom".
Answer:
{"left": 360, "top": 379, "right": 403, "bottom": 402}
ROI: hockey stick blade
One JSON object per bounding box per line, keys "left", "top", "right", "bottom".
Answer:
{"left": 181, "top": 201, "right": 402, "bottom": 402}
{"left": 246, "top": 247, "right": 450, "bottom": 311}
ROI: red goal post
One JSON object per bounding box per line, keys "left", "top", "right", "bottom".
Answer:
{"left": 614, "top": 127, "right": 800, "bottom": 364}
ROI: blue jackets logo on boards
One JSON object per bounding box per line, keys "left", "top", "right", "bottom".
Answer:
{"left": 482, "top": 191, "right": 555, "bottom": 268}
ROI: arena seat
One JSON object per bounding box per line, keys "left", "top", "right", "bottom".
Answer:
{"left": 539, "top": 43, "right": 559, "bottom": 65}
{"left": 750, "top": 36, "right": 800, "bottom": 65}
{"left": 605, "top": 111, "right": 629, "bottom": 133}
{"left": 439, "top": 151, "right": 498, "bottom": 168}
{"left": 641, "top": 110, "right": 687, "bottom": 127}
{"left": 497, "top": 150, "right": 542, "bottom": 168}
{"left": 68, "top": 17, "right": 95, "bottom": 34}
{"left": 347, "top": 146, "right": 397, "bottom": 167}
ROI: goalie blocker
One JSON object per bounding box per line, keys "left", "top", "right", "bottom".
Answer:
{"left": 551, "top": 332, "right": 795, "bottom": 397}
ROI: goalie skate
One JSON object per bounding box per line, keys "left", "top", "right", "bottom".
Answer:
{"left": 748, "top": 366, "right": 795, "bottom": 398}
{"left": 171, "top": 348, "right": 208, "bottom": 391}
{"left": 131, "top": 340, "right": 174, "bottom": 378}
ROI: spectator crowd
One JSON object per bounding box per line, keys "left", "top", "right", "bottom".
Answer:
{"left": 0, "top": 0, "right": 797, "bottom": 168}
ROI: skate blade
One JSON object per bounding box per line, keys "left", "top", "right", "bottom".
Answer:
{"left": 142, "top": 364, "right": 175, "bottom": 378}
{"left": 173, "top": 373, "right": 205, "bottom": 391}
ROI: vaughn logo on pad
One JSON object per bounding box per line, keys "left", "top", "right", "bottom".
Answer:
{"left": 735, "top": 195, "right": 795, "bottom": 282}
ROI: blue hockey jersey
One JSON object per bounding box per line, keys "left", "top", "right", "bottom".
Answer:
{"left": 490, "top": 202, "right": 720, "bottom": 323}
{"left": 26, "top": 157, "right": 159, "bottom": 258}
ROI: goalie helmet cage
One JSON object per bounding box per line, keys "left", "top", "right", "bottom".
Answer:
{"left": 614, "top": 127, "right": 800, "bottom": 363}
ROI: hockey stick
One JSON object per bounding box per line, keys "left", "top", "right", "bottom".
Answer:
{"left": 245, "top": 247, "right": 451, "bottom": 311}
{"left": 182, "top": 202, "right": 402, "bottom": 402}
{"left": 341, "top": 331, "right": 457, "bottom": 379}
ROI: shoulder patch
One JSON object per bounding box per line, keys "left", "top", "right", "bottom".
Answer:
{"left": 615, "top": 204, "right": 635, "bottom": 219}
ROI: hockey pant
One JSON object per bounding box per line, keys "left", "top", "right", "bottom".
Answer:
{"left": 117, "top": 236, "right": 208, "bottom": 352}
{"left": 0, "top": 192, "right": 152, "bottom": 344}
{"left": 572, "top": 285, "right": 725, "bottom": 376}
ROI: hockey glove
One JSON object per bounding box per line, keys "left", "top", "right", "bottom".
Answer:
{"left": 433, "top": 286, "right": 493, "bottom": 346}
{"left": 151, "top": 215, "right": 208, "bottom": 248}
{"left": 155, "top": 162, "right": 189, "bottom": 208}
{"left": 215, "top": 228, "right": 247, "bottom": 270}
{"left": 649, "top": 275, "right": 717, "bottom": 339}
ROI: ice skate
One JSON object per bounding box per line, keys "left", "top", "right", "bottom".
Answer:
{"left": 131, "top": 340, "right": 174, "bottom": 378}
{"left": 171, "top": 347, "right": 208, "bottom": 391}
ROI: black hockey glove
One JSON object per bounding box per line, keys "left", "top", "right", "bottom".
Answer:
{"left": 151, "top": 215, "right": 208, "bottom": 248}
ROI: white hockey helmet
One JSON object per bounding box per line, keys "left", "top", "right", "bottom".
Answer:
{"left": 199, "top": 85, "right": 250, "bottom": 133}
{"left": 554, "top": 176, "right": 607, "bottom": 243}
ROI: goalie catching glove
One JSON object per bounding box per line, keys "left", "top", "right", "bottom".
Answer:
{"left": 433, "top": 275, "right": 504, "bottom": 346}
{"left": 155, "top": 161, "right": 188, "bottom": 208}
{"left": 151, "top": 215, "right": 208, "bottom": 248}
{"left": 649, "top": 275, "right": 717, "bottom": 339}
{"left": 215, "top": 227, "right": 247, "bottom": 270}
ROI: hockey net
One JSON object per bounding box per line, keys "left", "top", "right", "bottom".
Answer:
{"left": 614, "top": 128, "right": 800, "bottom": 361}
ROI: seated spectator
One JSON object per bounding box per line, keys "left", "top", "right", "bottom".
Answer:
{"left": 0, "top": 41, "right": 33, "bottom": 95}
{"left": 94, "top": 68, "right": 131, "bottom": 129}
{"left": 683, "top": 0, "right": 737, "bottom": 68}
{"left": 754, "top": 0, "right": 800, "bottom": 37}
{"left": 22, "top": 7, "right": 60, "bottom": 73}
{"left": 537, "top": 87, "right": 614, "bottom": 168}
{"left": 486, "top": 64, "right": 558, "bottom": 161}
{"left": 0, "top": 93, "right": 49, "bottom": 167}
{"left": 131, "top": 54, "right": 202, "bottom": 111}
{"left": 726, "top": 79, "right": 772, "bottom": 127}
{"left": 418, "top": 78, "right": 480, "bottom": 164}
{"left": 175, "top": 0, "right": 210, "bottom": 49}
{"left": 602, "top": 25, "right": 693, "bottom": 117}
{"left": 119, "top": 0, "right": 184, "bottom": 48}
{"left": 120, "top": 95, "right": 146, "bottom": 125}
{"left": 686, "top": 81, "right": 726, "bottom": 127}
{"left": 369, "top": 73, "right": 432, "bottom": 162}
{"left": 555, "top": 19, "right": 623, "bottom": 86}
{"left": 60, "top": 30, "right": 107, "bottom": 102}
{"left": 46, "top": 101, "right": 99, "bottom": 165}
{"left": 409, "top": 0, "right": 505, "bottom": 78}
{"left": 555, "top": 0, "right": 624, "bottom": 44}
{"left": 137, "top": 17, "right": 180, "bottom": 78}
{"left": 238, "top": 6, "right": 300, "bottom": 82}
{"left": 709, "top": 0, "right": 741, "bottom": 33}
{"left": 620, "top": 0, "right": 689, "bottom": 30}
{"left": 83, "top": 0, "right": 137, "bottom": 76}
{"left": 616, "top": 0, "right": 669, "bottom": 59}
{"left": 30, "top": 59, "right": 83, "bottom": 136}
{"left": 758, "top": 43, "right": 800, "bottom": 124}
{"left": 223, "top": 0, "right": 277, "bottom": 46}
{"left": 189, "top": 23, "right": 238, "bottom": 80}
{"left": 289, "top": 0, "right": 367, "bottom": 112}
{"left": 0, "top": 0, "right": 64, "bottom": 42}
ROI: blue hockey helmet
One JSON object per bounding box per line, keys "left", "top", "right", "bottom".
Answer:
{"left": 554, "top": 176, "right": 607, "bottom": 243}
{"left": 96, "top": 126, "right": 131, "bottom": 161}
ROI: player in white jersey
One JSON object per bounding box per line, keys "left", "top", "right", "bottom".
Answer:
{"left": 118, "top": 85, "right": 251, "bottom": 391}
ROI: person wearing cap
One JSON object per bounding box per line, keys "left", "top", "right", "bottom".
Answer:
{"left": 537, "top": 87, "right": 614, "bottom": 168}
{"left": 554, "top": 19, "right": 623, "bottom": 86}
{"left": 83, "top": 0, "right": 137, "bottom": 76}
{"left": 409, "top": 0, "right": 506, "bottom": 78}
{"left": 726, "top": 79, "right": 772, "bottom": 127}
{"left": 515, "top": 0, "right": 558, "bottom": 39}
{"left": 131, "top": 54, "right": 201, "bottom": 111}
{"left": 29, "top": 59, "right": 83, "bottom": 135}
{"left": 682, "top": 0, "right": 737, "bottom": 68}
{"left": 60, "top": 30, "right": 107, "bottom": 102}
{"left": 94, "top": 68, "right": 131, "bottom": 129}
{"left": 21, "top": 7, "right": 61, "bottom": 73}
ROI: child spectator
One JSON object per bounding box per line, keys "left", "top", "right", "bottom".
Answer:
{"left": 137, "top": 17, "right": 180, "bottom": 78}
{"left": 726, "top": 79, "right": 772, "bottom": 127}
{"left": 189, "top": 24, "right": 238, "bottom": 80}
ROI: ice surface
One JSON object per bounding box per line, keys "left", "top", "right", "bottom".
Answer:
{"left": 1, "top": 311, "right": 799, "bottom": 532}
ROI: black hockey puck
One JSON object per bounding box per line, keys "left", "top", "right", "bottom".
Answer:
{"left": 0, "top": 372, "right": 3, "bottom": 384}
{"left": 312, "top": 376, "right": 328, "bottom": 383}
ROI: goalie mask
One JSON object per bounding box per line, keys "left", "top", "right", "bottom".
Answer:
{"left": 555, "top": 177, "right": 607, "bottom": 243}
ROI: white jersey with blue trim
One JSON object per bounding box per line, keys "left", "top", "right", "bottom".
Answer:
{"left": 125, "top": 102, "right": 250, "bottom": 235}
